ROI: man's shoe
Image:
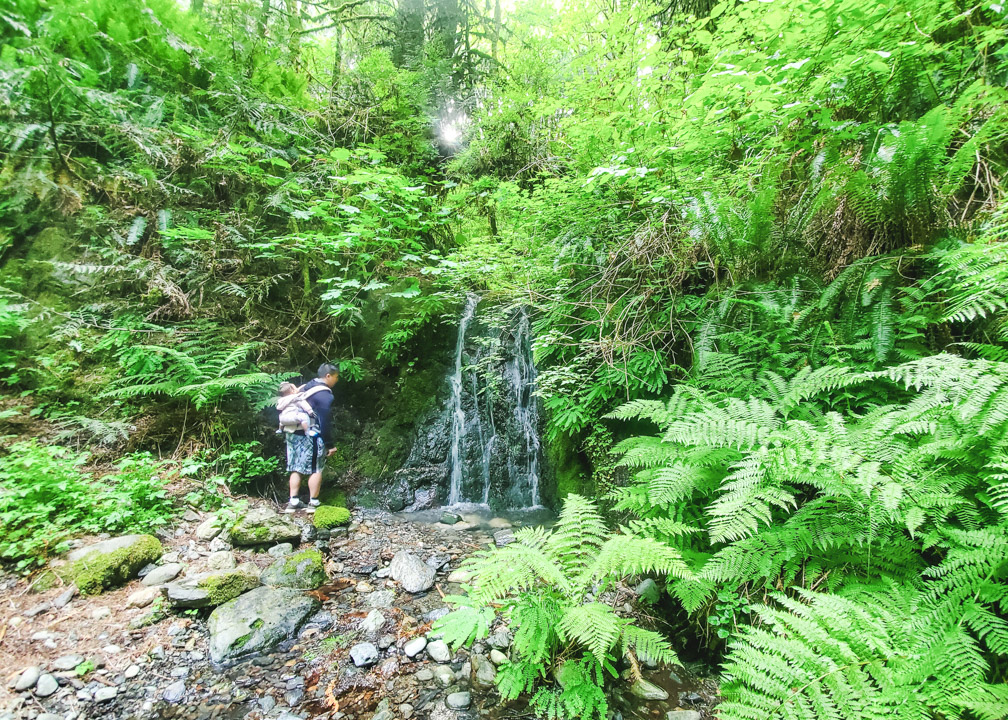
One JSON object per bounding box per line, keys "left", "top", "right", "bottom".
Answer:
{"left": 284, "top": 497, "right": 301, "bottom": 513}
{"left": 308, "top": 498, "right": 321, "bottom": 507}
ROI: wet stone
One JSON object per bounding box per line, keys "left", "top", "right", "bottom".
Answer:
{"left": 446, "top": 691, "right": 471, "bottom": 710}
{"left": 493, "top": 529, "right": 515, "bottom": 547}
{"left": 667, "top": 712, "right": 702, "bottom": 720}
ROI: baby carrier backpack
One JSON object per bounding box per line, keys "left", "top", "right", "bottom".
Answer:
{"left": 277, "top": 384, "right": 329, "bottom": 433}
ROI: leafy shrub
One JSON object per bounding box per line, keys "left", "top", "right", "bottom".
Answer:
{"left": 436, "top": 495, "right": 689, "bottom": 720}
{"left": 0, "top": 441, "right": 176, "bottom": 572}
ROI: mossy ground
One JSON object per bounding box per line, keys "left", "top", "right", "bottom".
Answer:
{"left": 67, "top": 535, "right": 163, "bottom": 595}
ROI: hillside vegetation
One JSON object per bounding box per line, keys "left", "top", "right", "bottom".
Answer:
{"left": 1, "top": 0, "right": 1007, "bottom": 717}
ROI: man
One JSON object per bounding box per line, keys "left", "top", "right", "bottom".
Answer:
{"left": 285, "top": 362, "right": 339, "bottom": 512}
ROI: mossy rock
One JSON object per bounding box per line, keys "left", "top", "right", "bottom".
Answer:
{"left": 197, "top": 570, "right": 261, "bottom": 606}
{"left": 227, "top": 507, "right": 301, "bottom": 547}
{"left": 260, "top": 549, "right": 326, "bottom": 589}
{"left": 313, "top": 506, "right": 350, "bottom": 529}
{"left": 64, "top": 535, "right": 164, "bottom": 595}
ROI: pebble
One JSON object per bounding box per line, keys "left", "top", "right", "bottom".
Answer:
{"left": 207, "top": 550, "right": 237, "bottom": 570}
{"left": 404, "top": 637, "right": 427, "bottom": 658}
{"left": 355, "top": 581, "right": 373, "bottom": 593}
{"left": 25, "top": 602, "right": 50, "bottom": 618}
{"left": 432, "top": 666, "right": 455, "bottom": 687}
{"left": 183, "top": 509, "right": 200, "bottom": 522}
{"left": 124, "top": 665, "right": 140, "bottom": 680}
{"left": 170, "top": 666, "right": 190, "bottom": 678}
{"left": 378, "top": 634, "right": 395, "bottom": 650}
{"left": 629, "top": 677, "right": 669, "bottom": 701}
{"left": 361, "top": 609, "right": 385, "bottom": 635}
{"left": 196, "top": 517, "right": 222, "bottom": 541}
{"left": 400, "top": 703, "right": 414, "bottom": 719}
{"left": 94, "top": 686, "right": 118, "bottom": 702}
{"left": 365, "top": 590, "right": 395, "bottom": 608}
{"left": 37, "top": 714, "right": 62, "bottom": 720}
{"left": 446, "top": 569, "right": 472, "bottom": 583}
{"left": 259, "top": 695, "right": 277, "bottom": 713}
{"left": 667, "top": 713, "right": 702, "bottom": 720}
{"left": 14, "top": 666, "right": 41, "bottom": 691}
{"left": 141, "top": 563, "right": 184, "bottom": 586}
{"left": 52, "top": 586, "right": 77, "bottom": 609}
{"left": 35, "top": 673, "right": 58, "bottom": 697}
{"left": 91, "top": 607, "right": 111, "bottom": 620}
{"left": 426, "top": 639, "right": 451, "bottom": 663}
{"left": 415, "top": 668, "right": 434, "bottom": 682}
{"left": 163, "top": 680, "right": 186, "bottom": 703}
{"left": 51, "top": 654, "right": 85, "bottom": 671}
{"left": 446, "top": 691, "right": 471, "bottom": 709}
{"left": 350, "top": 642, "right": 379, "bottom": 667}
{"left": 488, "top": 629, "right": 512, "bottom": 649}
{"left": 490, "top": 649, "right": 509, "bottom": 665}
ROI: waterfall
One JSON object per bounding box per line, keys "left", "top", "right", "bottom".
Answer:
{"left": 441, "top": 298, "right": 543, "bottom": 509}
{"left": 446, "top": 295, "right": 478, "bottom": 506}
{"left": 507, "top": 310, "right": 541, "bottom": 507}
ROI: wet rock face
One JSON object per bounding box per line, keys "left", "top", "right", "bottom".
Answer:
{"left": 389, "top": 303, "right": 546, "bottom": 511}
{"left": 207, "top": 586, "right": 320, "bottom": 664}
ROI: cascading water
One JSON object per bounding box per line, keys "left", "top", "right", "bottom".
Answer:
{"left": 446, "top": 295, "right": 478, "bottom": 506}
{"left": 505, "top": 309, "right": 540, "bottom": 507}
{"left": 440, "top": 298, "right": 543, "bottom": 509}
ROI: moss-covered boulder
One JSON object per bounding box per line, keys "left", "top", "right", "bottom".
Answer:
{"left": 163, "top": 569, "right": 260, "bottom": 608}
{"left": 313, "top": 505, "right": 351, "bottom": 529}
{"left": 208, "top": 586, "right": 320, "bottom": 664}
{"left": 227, "top": 507, "right": 301, "bottom": 547}
{"left": 64, "top": 535, "right": 163, "bottom": 595}
{"left": 260, "top": 549, "right": 326, "bottom": 589}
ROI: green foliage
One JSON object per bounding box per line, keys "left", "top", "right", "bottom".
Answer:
{"left": 436, "top": 495, "right": 688, "bottom": 719}
{"left": 0, "top": 441, "right": 176, "bottom": 572}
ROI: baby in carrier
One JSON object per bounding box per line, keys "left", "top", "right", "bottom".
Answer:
{"left": 276, "top": 382, "right": 319, "bottom": 436}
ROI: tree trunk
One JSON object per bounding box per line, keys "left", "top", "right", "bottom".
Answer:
{"left": 258, "top": 0, "right": 271, "bottom": 37}
{"left": 286, "top": 0, "right": 302, "bottom": 66}
{"left": 392, "top": 0, "right": 424, "bottom": 67}
{"left": 492, "top": 0, "right": 500, "bottom": 60}
{"left": 329, "top": 16, "right": 342, "bottom": 107}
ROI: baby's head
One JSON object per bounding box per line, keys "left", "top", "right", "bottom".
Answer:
{"left": 278, "top": 382, "right": 298, "bottom": 397}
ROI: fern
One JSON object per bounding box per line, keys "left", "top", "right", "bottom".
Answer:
{"left": 435, "top": 494, "right": 686, "bottom": 719}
